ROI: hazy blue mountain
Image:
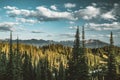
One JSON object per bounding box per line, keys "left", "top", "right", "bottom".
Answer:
{"left": 1, "top": 39, "right": 111, "bottom": 48}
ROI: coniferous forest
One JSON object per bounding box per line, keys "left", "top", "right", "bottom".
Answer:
{"left": 0, "top": 26, "right": 120, "bottom": 80}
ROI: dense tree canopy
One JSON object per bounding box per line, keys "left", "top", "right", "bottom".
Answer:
{"left": 0, "top": 30, "right": 120, "bottom": 80}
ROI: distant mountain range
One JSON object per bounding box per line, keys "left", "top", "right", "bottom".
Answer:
{"left": 1, "top": 39, "right": 111, "bottom": 48}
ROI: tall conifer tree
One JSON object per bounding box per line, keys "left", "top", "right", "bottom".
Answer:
{"left": 67, "top": 26, "right": 89, "bottom": 80}
{"left": 6, "top": 31, "right": 14, "bottom": 80}
{"left": 14, "top": 36, "right": 22, "bottom": 80}
{"left": 67, "top": 26, "right": 80, "bottom": 80}
{"left": 106, "top": 32, "right": 117, "bottom": 80}
{"left": 78, "top": 26, "right": 89, "bottom": 80}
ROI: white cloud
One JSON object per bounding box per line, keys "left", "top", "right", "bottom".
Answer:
{"left": 100, "top": 3, "right": 120, "bottom": 21}
{"left": 0, "top": 22, "right": 18, "bottom": 31}
{"left": 92, "top": 3, "right": 97, "bottom": 6}
{"left": 67, "top": 9, "right": 72, "bottom": 12}
{"left": 75, "top": 6, "right": 100, "bottom": 20}
{"left": 4, "top": 3, "right": 120, "bottom": 22}
{"left": 74, "top": 3, "right": 119, "bottom": 21}
{"left": 5, "top": 7, "right": 34, "bottom": 17}
{"left": 50, "top": 5, "right": 57, "bottom": 10}
{"left": 36, "top": 6, "right": 75, "bottom": 20}
{"left": 69, "top": 26, "right": 77, "bottom": 29}
{"left": 16, "top": 18, "right": 37, "bottom": 23}
{"left": 4, "top": 6, "right": 76, "bottom": 21}
{"left": 69, "top": 21, "right": 75, "bottom": 24}
{"left": 4, "top": 6, "right": 18, "bottom": 10}
{"left": 113, "top": 3, "right": 120, "bottom": 17}
{"left": 101, "top": 10, "right": 116, "bottom": 20}
{"left": 64, "top": 3, "right": 76, "bottom": 8}
{"left": 85, "top": 22, "right": 120, "bottom": 31}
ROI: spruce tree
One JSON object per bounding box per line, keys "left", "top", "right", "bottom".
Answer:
{"left": 6, "top": 31, "right": 14, "bottom": 80}
{"left": 67, "top": 26, "right": 89, "bottom": 80}
{"left": 23, "top": 52, "right": 35, "bottom": 80}
{"left": 0, "top": 53, "right": 7, "bottom": 80}
{"left": 58, "top": 61, "right": 65, "bottom": 80}
{"left": 78, "top": 26, "right": 89, "bottom": 80}
{"left": 14, "top": 36, "right": 22, "bottom": 80}
{"left": 106, "top": 32, "right": 117, "bottom": 80}
{"left": 36, "top": 59, "right": 42, "bottom": 80}
{"left": 67, "top": 26, "right": 80, "bottom": 80}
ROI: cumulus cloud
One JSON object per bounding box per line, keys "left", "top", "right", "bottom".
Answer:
{"left": 112, "top": 3, "right": 120, "bottom": 16}
{"left": 85, "top": 22, "right": 120, "bottom": 31}
{"left": 101, "top": 10, "right": 116, "bottom": 20}
{"left": 4, "top": 6, "right": 18, "bottom": 10}
{"left": 4, "top": 6, "right": 76, "bottom": 21}
{"left": 36, "top": 6, "right": 75, "bottom": 21}
{"left": 74, "top": 6, "right": 100, "bottom": 20}
{"left": 0, "top": 22, "right": 18, "bottom": 31}
{"left": 73, "top": 3, "right": 119, "bottom": 21}
{"left": 100, "top": 3, "right": 120, "bottom": 21}
{"left": 16, "top": 18, "right": 37, "bottom": 23}
{"left": 4, "top": 3, "right": 120, "bottom": 22}
{"left": 50, "top": 5, "right": 57, "bottom": 10}
{"left": 64, "top": 3, "right": 76, "bottom": 8}
{"left": 100, "top": 3, "right": 119, "bottom": 21}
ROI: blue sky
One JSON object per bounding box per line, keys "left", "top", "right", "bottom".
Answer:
{"left": 0, "top": 0, "right": 120, "bottom": 45}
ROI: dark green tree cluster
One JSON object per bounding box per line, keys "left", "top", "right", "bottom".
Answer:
{"left": 67, "top": 26, "right": 89, "bottom": 80}
{"left": 67, "top": 27, "right": 119, "bottom": 80}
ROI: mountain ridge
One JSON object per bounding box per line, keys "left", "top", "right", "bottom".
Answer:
{"left": 0, "top": 39, "right": 111, "bottom": 48}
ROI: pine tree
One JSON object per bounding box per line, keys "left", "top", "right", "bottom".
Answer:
{"left": 6, "top": 31, "right": 14, "bottom": 80}
{"left": 14, "top": 36, "right": 22, "bottom": 80}
{"left": 36, "top": 59, "right": 42, "bottom": 80}
{"left": 106, "top": 32, "right": 117, "bottom": 80}
{"left": 67, "top": 26, "right": 89, "bottom": 80}
{"left": 67, "top": 26, "right": 80, "bottom": 80}
{"left": 0, "top": 53, "right": 7, "bottom": 80}
{"left": 78, "top": 26, "right": 89, "bottom": 80}
{"left": 23, "top": 52, "right": 35, "bottom": 80}
{"left": 58, "top": 61, "right": 65, "bottom": 80}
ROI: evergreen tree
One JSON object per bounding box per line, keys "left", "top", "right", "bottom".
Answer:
{"left": 78, "top": 26, "right": 89, "bottom": 80}
{"left": 22, "top": 52, "right": 35, "bottom": 80}
{"left": 106, "top": 32, "right": 117, "bottom": 80}
{"left": 36, "top": 60, "right": 42, "bottom": 80}
{"left": 67, "top": 26, "right": 89, "bottom": 80}
{"left": 40, "top": 54, "right": 51, "bottom": 80}
{"left": 67, "top": 26, "right": 80, "bottom": 80}
{"left": 58, "top": 61, "right": 65, "bottom": 80}
{"left": 6, "top": 31, "right": 14, "bottom": 80}
{"left": 14, "top": 36, "right": 22, "bottom": 80}
{"left": 0, "top": 53, "right": 7, "bottom": 80}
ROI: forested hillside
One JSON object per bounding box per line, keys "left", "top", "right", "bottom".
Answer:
{"left": 0, "top": 40, "right": 120, "bottom": 80}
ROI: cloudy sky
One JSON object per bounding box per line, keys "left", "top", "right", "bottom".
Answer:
{"left": 0, "top": 0, "right": 120, "bottom": 45}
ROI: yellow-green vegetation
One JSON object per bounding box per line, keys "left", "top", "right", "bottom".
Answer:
{"left": 0, "top": 42, "right": 120, "bottom": 68}
{"left": 0, "top": 42, "right": 108, "bottom": 69}
{"left": 0, "top": 41, "right": 120, "bottom": 80}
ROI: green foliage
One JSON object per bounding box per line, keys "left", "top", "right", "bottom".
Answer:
{"left": 0, "top": 31, "right": 120, "bottom": 80}
{"left": 106, "top": 32, "right": 117, "bottom": 80}
{"left": 67, "top": 26, "right": 89, "bottom": 80}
